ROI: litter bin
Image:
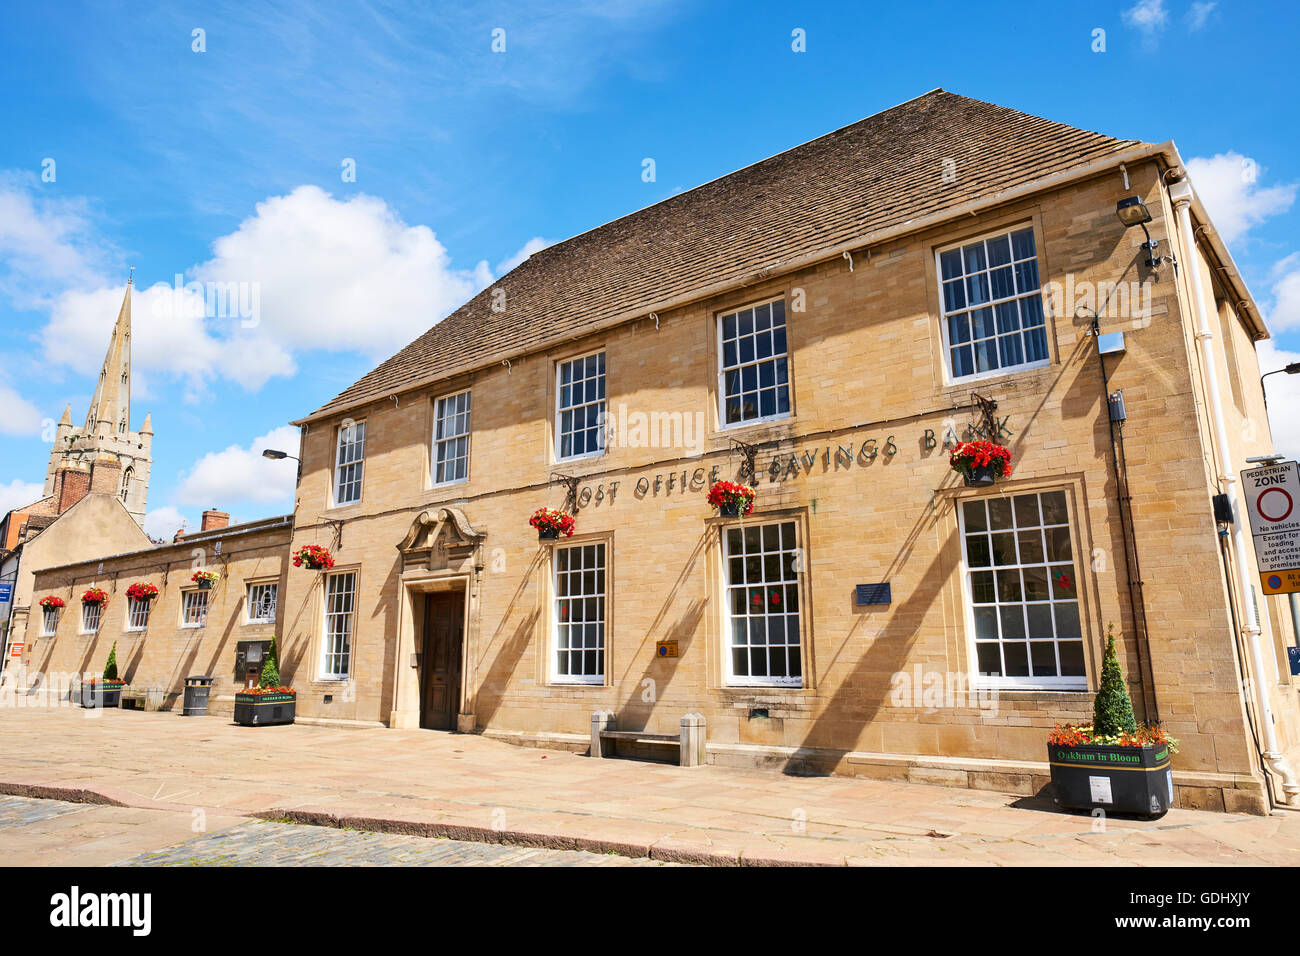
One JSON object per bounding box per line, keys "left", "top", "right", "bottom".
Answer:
{"left": 183, "top": 675, "right": 214, "bottom": 716}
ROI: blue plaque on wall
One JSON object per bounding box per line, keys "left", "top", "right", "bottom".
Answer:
{"left": 855, "top": 583, "right": 891, "bottom": 606}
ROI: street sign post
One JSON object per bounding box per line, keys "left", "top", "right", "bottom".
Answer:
{"left": 1241, "top": 461, "right": 1300, "bottom": 595}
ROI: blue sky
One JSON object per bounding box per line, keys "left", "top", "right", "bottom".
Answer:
{"left": 2, "top": 0, "right": 1298, "bottom": 536}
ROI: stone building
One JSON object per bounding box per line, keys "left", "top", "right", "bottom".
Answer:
{"left": 19, "top": 91, "right": 1299, "bottom": 814}
{"left": 274, "top": 90, "right": 1299, "bottom": 813}
{"left": 27, "top": 511, "right": 291, "bottom": 713}
{"left": 1, "top": 279, "right": 156, "bottom": 671}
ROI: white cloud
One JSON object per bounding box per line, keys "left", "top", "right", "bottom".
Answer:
{"left": 173, "top": 424, "right": 301, "bottom": 509}
{"left": 142, "top": 505, "right": 190, "bottom": 542}
{"left": 495, "top": 237, "right": 553, "bottom": 276}
{"left": 1269, "top": 254, "right": 1300, "bottom": 333}
{"left": 0, "top": 381, "right": 45, "bottom": 436}
{"left": 0, "top": 176, "right": 111, "bottom": 310}
{"left": 1186, "top": 152, "right": 1296, "bottom": 244}
{"left": 1186, "top": 1, "right": 1216, "bottom": 30}
{"left": 191, "top": 185, "right": 493, "bottom": 362}
{"left": 1123, "top": 0, "right": 1168, "bottom": 40}
{"left": 0, "top": 479, "right": 46, "bottom": 516}
{"left": 1259, "top": 340, "right": 1300, "bottom": 460}
{"left": 26, "top": 182, "right": 499, "bottom": 397}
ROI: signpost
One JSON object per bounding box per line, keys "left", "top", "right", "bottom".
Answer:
{"left": 1241, "top": 460, "right": 1300, "bottom": 596}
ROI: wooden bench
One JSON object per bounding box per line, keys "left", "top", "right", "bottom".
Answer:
{"left": 590, "top": 711, "right": 706, "bottom": 767}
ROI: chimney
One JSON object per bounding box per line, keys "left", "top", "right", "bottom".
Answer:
{"left": 89, "top": 454, "right": 123, "bottom": 496}
{"left": 55, "top": 465, "right": 91, "bottom": 513}
{"left": 201, "top": 508, "right": 230, "bottom": 532}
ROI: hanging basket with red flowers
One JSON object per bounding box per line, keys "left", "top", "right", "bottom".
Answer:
{"left": 81, "top": 587, "right": 109, "bottom": 605}
{"left": 39, "top": 595, "right": 66, "bottom": 609}
{"left": 529, "top": 507, "right": 575, "bottom": 540}
{"left": 293, "top": 544, "right": 335, "bottom": 570}
{"left": 707, "top": 480, "right": 756, "bottom": 517}
{"left": 125, "top": 582, "right": 159, "bottom": 602}
{"left": 949, "top": 440, "right": 1013, "bottom": 487}
{"left": 191, "top": 570, "right": 220, "bottom": 590}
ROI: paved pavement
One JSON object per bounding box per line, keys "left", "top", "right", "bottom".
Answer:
{"left": 0, "top": 796, "right": 672, "bottom": 866}
{"left": 1, "top": 705, "right": 1299, "bottom": 865}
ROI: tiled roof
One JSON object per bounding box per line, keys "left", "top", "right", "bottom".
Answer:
{"left": 309, "top": 89, "right": 1142, "bottom": 419}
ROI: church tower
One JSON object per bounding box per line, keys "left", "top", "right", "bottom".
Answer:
{"left": 42, "top": 277, "right": 153, "bottom": 525}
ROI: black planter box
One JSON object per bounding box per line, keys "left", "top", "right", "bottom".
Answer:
{"left": 1048, "top": 742, "right": 1172, "bottom": 818}
{"left": 537, "top": 527, "right": 560, "bottom": 540}
{"left": 77, "top": 681, "right": 125, "bottom": 708}
{"left": 962, "top": 464, "right": 999, "bottom": 487}
{"left": 233, "top": 693, "right": 296, "bottom": 726}
{"left": 717, "top": 501, "right": 743, "bottom": 517}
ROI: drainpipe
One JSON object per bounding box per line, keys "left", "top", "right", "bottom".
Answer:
{"left": 1169, "top": 179, "right": 1300, "bottom": 806}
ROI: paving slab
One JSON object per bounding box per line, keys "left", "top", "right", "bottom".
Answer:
{"left": 0, "top": 705, "right": 1297, "bottom": 866}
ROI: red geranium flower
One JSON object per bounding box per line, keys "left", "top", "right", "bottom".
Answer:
{"left": 706, "top": 480, "right": 756, "bottom": 516}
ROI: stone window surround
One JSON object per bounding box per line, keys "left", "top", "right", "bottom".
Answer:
{"left": 935, "top": 223, "right": 1049, "bottom": 385}
{"left": 320, "top": 567, "right": 359, "bottom": 681}
{"left": 938, "top": 474, "right": 1099, "bottom": 694}
{"left": 705, "top": 507, "right": 815, "bottom": 692}
{"left": 553, "top": 349, "right": 607, "bottom": 464}
{"left": 332, "top": 419, "right": 367, "bottom": 508}
{"left": 431, "top": 387, "right": 472, "bottom": 487}
{"left": 180, "top": 589, "right": 208, "bottom": 628}
{"left": 538, "top": 530, "right": 615, "bottom": 689}
{"left": 245, "top": 580, "right": 279, "bottom": 625}
{"left": 716, "top": 294, "right": 793, "bottom": 431}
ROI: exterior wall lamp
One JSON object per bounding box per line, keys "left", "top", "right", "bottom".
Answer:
{"left": 1116, "top": 196, "right": 1177, "bottom": 273}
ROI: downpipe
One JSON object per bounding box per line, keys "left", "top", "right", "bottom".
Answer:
{"left": 1170, "top": 180, "right": 1300, "bottom": 806}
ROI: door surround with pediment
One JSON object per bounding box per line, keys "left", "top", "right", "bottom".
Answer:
{"left": 389, "top": 507, "right": 484, "bottom": 731}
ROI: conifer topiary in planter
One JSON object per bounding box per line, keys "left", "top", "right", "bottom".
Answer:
{"left": 78, "top": 641, "right": 126, "bottom": 708}
{"left": 1047, "top": 625, "right": 1176, "bottom": 818}
{"left": 233, "top": 636, "right": 295, "bottom": 726}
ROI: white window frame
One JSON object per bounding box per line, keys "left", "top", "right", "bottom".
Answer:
{"left": 80, "top": 602, "right": 102, "bottom": 635}
{"left": 42, "top": 606, "right": 60, "bottom": 637}
{"left": 554, "top": 351, "right": 606, "bottom": 463}
{"left": 180, "top": 590, "right": 208, "bottom": 628}
{"left": 722, "top": 520, "right": 804, "bottom": 688}
{"left": 717, "top": 296, "right": 792, "bottom": 430}
{"left": 551, "top": 541, "right": 607, "bottom": 685}
{"left": 332, "top": 420, "right": 367, "bottom": 507}
{"left": 432, "top": 389, "right": 472, "bottom": 487}
{"left": 958, "top": 490, "right": 1087, "bottom": 691}
{"left": 245, "top": 583, "right": 278, "bottom": 625}
{"left": 321, "top": 571, "right": 356, "bottom": 680}
{"left": 935, "top": 225, "right": 1049, "bottom": 385}
{"left": 126, "top": 596, "right": 151, "bottom": 631}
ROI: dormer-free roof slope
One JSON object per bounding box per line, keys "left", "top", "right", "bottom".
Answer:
{"left": 308, "top": 90, "right": 1142, "bottom": 420}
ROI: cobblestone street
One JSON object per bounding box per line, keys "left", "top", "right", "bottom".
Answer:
{"left": 0, "top": 796, "right": 674, "bottom": 867}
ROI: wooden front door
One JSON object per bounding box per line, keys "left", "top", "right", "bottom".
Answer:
{"left": 420, "top": 591, "right": 464, "bottom": 731}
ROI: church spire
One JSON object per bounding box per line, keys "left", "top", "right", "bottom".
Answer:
{"left": 84, "top": 273, "right": 133, "bottom": 437}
